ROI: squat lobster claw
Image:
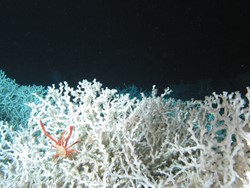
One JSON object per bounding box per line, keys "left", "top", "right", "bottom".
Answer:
{"left": 40, "top": 121, "right": 80, "bottom": 160}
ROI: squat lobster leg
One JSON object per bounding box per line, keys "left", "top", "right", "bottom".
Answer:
{"left": 40, "top": 121, "right": 58, "bottom": 144}
{"left": 39, "top": 121, "right": 80, "bottom": 159}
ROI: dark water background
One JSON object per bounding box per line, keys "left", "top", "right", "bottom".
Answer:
{"left": 0, "top": 1, "right": 249, "bottom": 100}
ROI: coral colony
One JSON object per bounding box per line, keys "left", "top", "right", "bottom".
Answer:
{"left": 0, "top": 70, "right": 250, "bottom": 187}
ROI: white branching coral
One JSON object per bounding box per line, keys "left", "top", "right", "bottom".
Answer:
{"left": 0, "top": 80, "right": 249, "bottom": 187}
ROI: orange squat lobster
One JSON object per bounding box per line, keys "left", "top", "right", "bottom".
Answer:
{"left": 40, "top": 121, "right": 80, "bottom": 159}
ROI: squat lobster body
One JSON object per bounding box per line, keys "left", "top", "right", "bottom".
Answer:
{"left": 40, "top": 121, "right": 80, "bottom": 159}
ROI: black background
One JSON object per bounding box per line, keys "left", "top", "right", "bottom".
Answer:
{"left": 0, "top": 1, "right": 249, "bottom": 99}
